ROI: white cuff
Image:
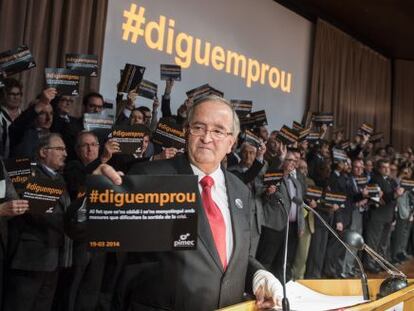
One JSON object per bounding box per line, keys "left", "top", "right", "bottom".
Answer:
{"left": 252, "top": 269, "right": 283, "bottom": 300}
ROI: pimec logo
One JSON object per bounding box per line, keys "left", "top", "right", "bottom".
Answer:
{"left": 174, "top": 233, "right": 195, "bottom": 248}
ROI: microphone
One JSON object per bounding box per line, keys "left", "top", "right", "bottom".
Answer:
{"left": 342, "top": 231, "right": 408, "bottom": 298}
{"left": 275, "top": 192, "right": 290, "bottom": 311}
{"left": 292, "top": 197, "right": 370, "bottom": 300}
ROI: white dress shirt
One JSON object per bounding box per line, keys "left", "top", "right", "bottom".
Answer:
{"left": 191, "top": 164, "right": 234, "bottom": 264}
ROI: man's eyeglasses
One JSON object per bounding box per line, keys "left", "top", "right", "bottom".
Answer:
{"left": 61, "top": 98, "right": 74, "bottom": 104}
{"left": 87, "top": 104, "right": 104, "bottom": 110}
{"left": 79, "top": 143, "right": 99, "bottom": 149}
{"left": 285, "top": 158, "right": 297, "bottom": 163}
{"left": 45, "top": 146, "right": 66, "bottom": 152}
{"left": 188, "top": 124, "right": 232, "bottom": 140}
{"left": 7, "top": 92, "right": 22, "bottom": 97}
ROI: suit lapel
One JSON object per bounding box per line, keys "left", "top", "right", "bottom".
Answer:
{"left": 223, "top": 169, "right": 244, "bottom": 271}
{"left": 172, "top": 155, "right": 224, "bottom": 271}
{"left": 291, "top": 176, "right": 303, "bottom": 200}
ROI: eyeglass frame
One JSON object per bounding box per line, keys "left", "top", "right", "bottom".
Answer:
{"left": 45, "top": 146, "right": 67, "bottom": 152}
{"left": 187, "top": 124, "right": 233, "bottom": 140}
{"left": 78, "top": 142, "right": 100, "bottom": 149}
{"left": 60, "top": 98, "right": 74, "bottom": 104}
{"left": 7, "top": 91, "right": 22, "bottom": 97}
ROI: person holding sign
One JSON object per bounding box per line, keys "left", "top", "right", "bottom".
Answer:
{"left": 4, "top": 133, "right": 71, "bottom": 311}
{"left": 0, "top": 78, "right": 24, "bottom": 158}
{"left": 9, "top": 88, "right": 56, "bottom": 158}
{"left": 88, "top": 95, "right": 281, "bottom": 310}
{"left": 0, "top": 159, "right": 28, "bottom": 308}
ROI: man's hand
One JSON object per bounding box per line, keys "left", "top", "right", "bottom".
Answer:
{"left": 92, "top": 164, "right": 124, "bottom": 185}
{"left": 153, "top": 96, "right": 160, "bottom": 111}
{"left": 39, "top": 88, "right": 57, "bottom": 105}
{"left": 356, "top": 199, "right": 368, "bottom": 207}
{"left": 361, "top": 133, "right": 370, "bottom": 145}
{"left": 153, "top": 147, "right": 178, "bottom": 161}
{"left": 266, "top": 185, "right": 277, "bottom": 195}
{"left": 395, "top": 187, "right": 405, "bottom": 197}
{"left": 256, "top": 142, "right": 266, "bottom": 160}
{"left": 0, "top": 200, "right": 29, "bottom": 216}
{"left": 309, "top": 199, "right": 317, "bottom": 208}
{"left": 278, "top": 143, "right": 287, "bottom": 161}
{"left": 126, "top": 90, "right": 138, "bottom": 110}
{"left": 330, "top": 203, "right": 340, "bottom": 211}
{"left": 101, "top": 139, "right": 121, "bottom": 163}
{"left": 253, "top": 270, "right": 282, "bottom": 309}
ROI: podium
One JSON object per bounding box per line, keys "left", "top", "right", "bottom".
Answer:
{"left": 218, "top": 279, "right": 414, "bottom": 310}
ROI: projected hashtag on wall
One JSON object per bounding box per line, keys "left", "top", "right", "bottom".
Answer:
{"left": 121, "top": 3, "right": 293, "bottom": 93}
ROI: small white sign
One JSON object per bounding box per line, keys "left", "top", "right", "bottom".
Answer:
{"left": 385, "top": 302, "right": 404, "bottom": 311}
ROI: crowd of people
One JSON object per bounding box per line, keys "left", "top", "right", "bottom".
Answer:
{"left": 0, "top": 74, "right": 413, "bottom": 310}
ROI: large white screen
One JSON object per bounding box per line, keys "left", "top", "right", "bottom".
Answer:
{"left": 100, "top": 0, "right": 313, "bottom": 130}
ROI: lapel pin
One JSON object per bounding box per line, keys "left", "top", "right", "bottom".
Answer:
{"left": 235, "top": 198, "right": 243, "bottom": 209}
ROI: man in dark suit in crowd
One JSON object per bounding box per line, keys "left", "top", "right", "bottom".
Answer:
{"left": 88, "top": 95, "right": 281, "bottom": 310}
{"left": 307, "top": 140, "right": 331, "bottom": 188}
{"left": 342, "top": 159, "right": 369, "bottom": 276}
{"left": 4, "top": 133, "right": 72, "bottom": 311}
{"left": 0, "top": 160, "right": 29, "bottom": 308}
{"left": 256, "top": 149, "right": 305, "bottom": 281}
{"left": 9, "top": 88, "right": 56, "bottom": 158}
{"left": 323, "top": 159, "right": 351, "bottom": 278}
{"left": 363, "top": 159, "right": 404, "bottom": 272}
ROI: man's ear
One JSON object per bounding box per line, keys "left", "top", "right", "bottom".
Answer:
{"left": 38, "top": 147, "right": 47, "bottom": 160}
{"left": 226, "top": 136, "right": 236, "bottom": 154}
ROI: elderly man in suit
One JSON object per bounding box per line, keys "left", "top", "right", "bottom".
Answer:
{"left": 0, "top": 160, "right": 29, "bottom": 308}
{"left": 4, "top": 133, "right": 72, "bottom": 311}
{"left": 90, "top": 96, "right": 281, "bottom": 311}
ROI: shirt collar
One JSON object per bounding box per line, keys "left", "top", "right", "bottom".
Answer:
{"left": 41, "top": 164, "right": 57, "bottom": 176}
{"left": 190, "top": 164, "right": 224, "bottom": 187}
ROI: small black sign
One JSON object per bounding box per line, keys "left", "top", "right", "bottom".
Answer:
{"left": 160, "top": 64, "right": 181, "bottom": 81}
{"left": 152, "top": 118, "right": 186, "bottom": 151}
{"left": 138, "top": 79, "right": 158, "bottom": 99}
{"left": 23, "top": 176, "right": 65, "bottom": 214}
{"left": 111, "top": 124, "right": 149, "bottom": 155}
{"left": 45, "top": 68, "right": 80, "bottom": 96}
{"left": 66, "top": 53, "right": 99, "bottom": 77}
{"left": 118, "top": 63, "right": 145, "bottom": 93}
{"left": 0, "top": 45, "right": 36, "bottom": 76}
{"left": 86, "top": 175, "right": 199, "bottom": 252}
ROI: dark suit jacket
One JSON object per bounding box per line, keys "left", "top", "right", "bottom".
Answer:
{"left": 261, "top": 171, "right": 306, "bottom": 233}
{"left": 126, "top": 154, "right": 263, "bottom": 311}
{"left": 261, "top": 178, "right": 290, "bottom": 232}
{"left": 370, "top": 173, "right": 397, "bottom": 222}
{"left": 0, "top": 160, "right": 19, "bottom": 258}
{"left": 307, "top": 153, "right": 329, "bottom": 188}
{"left": 8, "top": 164, "right": 71, "bottom": 271}
{"left": 328, "top": 171, "right": 353, "bottom": 227}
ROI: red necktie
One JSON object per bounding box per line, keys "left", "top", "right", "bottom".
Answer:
{"left": 200, "top": 175, "right": 227, "bottom": 270}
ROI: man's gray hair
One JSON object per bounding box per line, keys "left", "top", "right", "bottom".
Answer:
{"left": 185, "top": 95, "right": 240, "bottom": 139}
{"left": 36, "top": 132, "right": 63, "bottom": 160}
{"left": 76, "top": 130, "right": 99, "bottom": 149}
